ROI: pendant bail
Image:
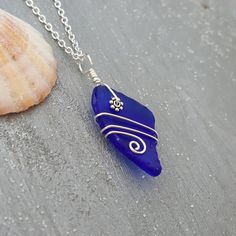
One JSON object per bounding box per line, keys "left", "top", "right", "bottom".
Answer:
{"left": 78, "top": 54, "right": 102, "bottom": 85}
{"left": 78, "top": 53, "right": 93, "bottom": 74}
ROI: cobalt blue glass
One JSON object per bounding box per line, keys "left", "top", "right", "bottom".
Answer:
{"left": 92, "top": 84, "right": 162, "bottom": 177}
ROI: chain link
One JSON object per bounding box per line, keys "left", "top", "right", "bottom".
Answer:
{"left": 24, "top": 0, "right": 102, "bottom": 84}
{"left": 24, "top": 0, "right": 84, "bottom": 61}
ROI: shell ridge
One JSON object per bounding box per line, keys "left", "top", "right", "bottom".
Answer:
{"left": 0, "top": 8, "right": 57, "bottom": 115}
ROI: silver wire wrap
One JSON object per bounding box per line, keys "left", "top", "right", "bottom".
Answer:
{"left": 94, "top": 84, "right": 158, "bottom": 154}
{"left": 78, "top": 54, "right": 102, "bottom": 84}
{"left": 94, "top": 112, "right": 158, "bottom": 155}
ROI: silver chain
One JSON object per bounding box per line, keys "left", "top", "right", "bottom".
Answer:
{"left": 24, "top": 0, "right": 102, "bottom": 84}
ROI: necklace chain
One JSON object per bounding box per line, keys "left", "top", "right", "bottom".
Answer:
{"left": 25, "top": 0, "right": 84, "bottom": 60}
{"left": 24, "top": 0, "right": 101, "bottom": 83}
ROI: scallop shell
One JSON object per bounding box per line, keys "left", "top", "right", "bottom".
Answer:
{"left": 0, "top": 9, "right": 57, "bottom": 115}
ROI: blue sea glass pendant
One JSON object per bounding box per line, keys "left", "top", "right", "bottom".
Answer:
{"left": 92, "top": 84, "right": 162, "bottom": 177}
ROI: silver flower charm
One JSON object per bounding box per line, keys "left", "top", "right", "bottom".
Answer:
{"left": 109, "top": 97, "right": 124, "bottom": 112}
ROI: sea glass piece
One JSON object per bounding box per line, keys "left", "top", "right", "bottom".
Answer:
{"left": 92, "top": 84, "right": 162, "bottom": 177}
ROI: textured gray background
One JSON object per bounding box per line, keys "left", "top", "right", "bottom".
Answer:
{"left": 0, "top": 0, "right": 236, "bottom": 235}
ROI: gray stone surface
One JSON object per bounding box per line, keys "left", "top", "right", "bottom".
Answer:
{"left": 0, "top": 0, "right": 236, "bottom": 235}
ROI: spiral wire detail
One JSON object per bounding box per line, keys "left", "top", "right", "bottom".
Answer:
{"left": 95, "top": 112, "right": 158, "bottom": 154}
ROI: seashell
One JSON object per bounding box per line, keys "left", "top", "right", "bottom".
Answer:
{"left": 0, "top": 9, "right": 57, "bottom": 115}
